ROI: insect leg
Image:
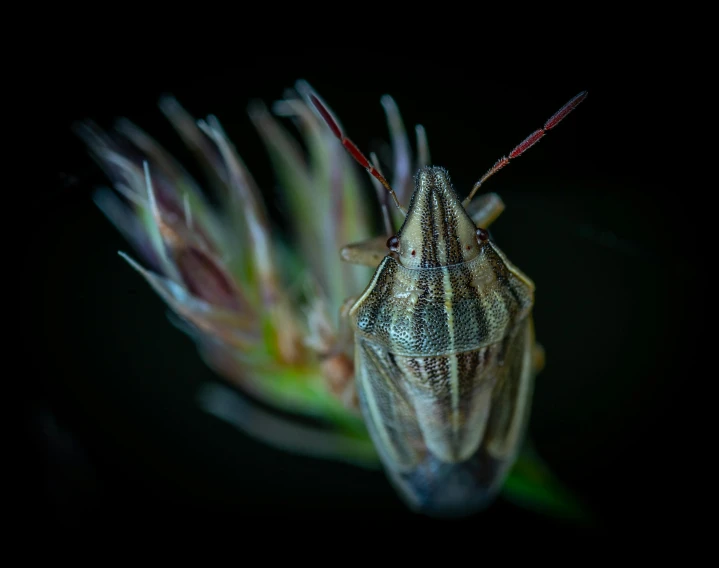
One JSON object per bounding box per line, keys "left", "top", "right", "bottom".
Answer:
{"left": 532, "top": 343, "right": 545, "bottom": 373}
{"left": 338, "top": 295, "right": 358, "bottom": 347}
{"left": 528, "top": 316, "right": 544, "bottom": 373}
{"left": 340, "top": 235, "right": 391, "bottom": 267}
{"left": 466, "top": 192, "right": 505, "bottom": 229}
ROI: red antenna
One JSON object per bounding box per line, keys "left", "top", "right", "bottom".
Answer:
{"left": 463, "top": 91, "right": 588, "bottom": 206}
{"left": 309, "top": 93, "right": 406, "bottom": 214}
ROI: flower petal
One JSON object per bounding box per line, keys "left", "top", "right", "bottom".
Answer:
{"left": 119, "top": 252, "right": 259, "bottom": 348}
{"left": 272, "top": 84, "right": 374, "bottom": 309}
{"left": 158, "top": 95, "right": 229, "bottom": 196}
{"left": 380, "top": 95, "right": 413, "bottom": 206}
{"left": 93, "top": 187, "right": 161, "bottom": 271}
{"left": 114, "top": 117, "right": 224, "bottom": 251}
{"left": 198, "top": 116, "right": 284, "bottom": 308}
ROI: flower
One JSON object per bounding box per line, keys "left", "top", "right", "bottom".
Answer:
{"left": 77, "top": 79, "right": 585, "bottom": 519}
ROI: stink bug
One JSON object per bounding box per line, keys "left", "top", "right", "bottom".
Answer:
{"left": 310, "top": 90, "right": 587, "bottom": 518}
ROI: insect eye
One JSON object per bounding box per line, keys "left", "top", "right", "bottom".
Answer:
{"left": 387, "top": 235, "right": 400, "bottom": 252}
{"left": 476, "top": 228, "right": 489, "bottom": 242}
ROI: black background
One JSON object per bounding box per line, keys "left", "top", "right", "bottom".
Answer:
{"left": 27, "top": 51, "right": 692, "bottom": 533}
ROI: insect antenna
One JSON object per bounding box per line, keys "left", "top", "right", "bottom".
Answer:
{"left": 463, "top": 91, "right": 588, "bottom": 207}
{"left": 309, "top": 93, "right": 407, "bottom": 215}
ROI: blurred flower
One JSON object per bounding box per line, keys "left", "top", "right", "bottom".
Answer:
{"left": 77, "top": 80, "right": 586, "bottom": 520}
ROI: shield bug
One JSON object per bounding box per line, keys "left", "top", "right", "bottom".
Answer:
{"left": 310, "top": 90, "right": 587, "bottom": 517}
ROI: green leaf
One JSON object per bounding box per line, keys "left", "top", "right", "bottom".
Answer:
{"left": 502, "top": 443, "right": 592, "bottom": 523}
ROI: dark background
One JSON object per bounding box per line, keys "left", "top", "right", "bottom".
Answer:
{"left": 28, "top": 53, "right": 691, "bottom": 532}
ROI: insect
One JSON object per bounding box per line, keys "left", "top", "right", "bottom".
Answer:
{"left": 309, "top": 90, "right": 588, "bottom": 517}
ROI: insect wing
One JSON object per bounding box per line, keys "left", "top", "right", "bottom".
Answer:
{"left": 356, "top": 317, "right": 535, "bottom": 517}
{"left": 354, "top": 338, "right": 424, "bottom": 471}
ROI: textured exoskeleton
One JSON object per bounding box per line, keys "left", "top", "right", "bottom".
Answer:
{"left": 349, "top": 167, "right": 536, "bottom": 517}
{"left": 310, "top": 90, "right": 586, "bottom": 517}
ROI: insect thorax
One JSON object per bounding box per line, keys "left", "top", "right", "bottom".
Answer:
{"left": 350, "top": 243, "right": 533, "bottom": 357}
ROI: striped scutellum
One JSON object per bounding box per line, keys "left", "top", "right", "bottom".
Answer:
{"left": 310, "top": 90, "right": 587, "bottom": 518}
